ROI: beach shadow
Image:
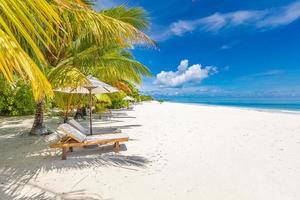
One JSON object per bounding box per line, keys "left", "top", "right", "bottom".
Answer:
{"left": 0, "top": 127, "right": 30, "bottom": 136}
{"left": 1, "top": 143, "right": 148, "bottom": 199}
{"left": 0, "top": 116, "right": 32, "bottom": 124}
{"left": 78, "top": 120, "right": 142, "bottom": 131}
{"left": 111, "top": 116, "right": 136, "bottom": 119}
{"left": 0, "top": 108, "right": 144, "bottom": 199}
{"left": 109, "top": 124, "right": 142, "bottom": 130}
{"left": 83, "top": 119, "right": 125, "bottom": 124}
{"left": 0, "top": 131, "right": 147, "bottom": 199}
{"left": 111, "top": 112, "right": 135, "bottom": 118}
{"left": 1, "top": 183, "right": 104, "bottom": 200}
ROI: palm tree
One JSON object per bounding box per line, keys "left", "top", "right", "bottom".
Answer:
{"left": 30, "top": 2, "right": 155, "bottom": 134}
{"left": 45, "top": 6, "right": 153, "bottom": 124}
{"left": 0, "top": 0, "right": 62, "bottom": 101}
{"left": 48, "top": 6, "right": 153, "bottom": 93}
{"left": 49, "top": 6, "right": 153, "bottom": 85}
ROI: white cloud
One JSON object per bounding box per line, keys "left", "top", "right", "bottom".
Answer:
{"left": 152, "top": 1, "right": 300, "bottom": 41}
{"left": 169, "top": 10, "right": 266, "bottom": 35}
{"left": 239, "top": 69, "right": 285, "bottom": 81}
{"left": 170, "top": 20, "right": 197, "bottom": 36}
{"left": 177, "top": 59, "right": 189, "bottom": 71}
{"left": 257, "top": 1, "right": 300, "bottom": 27}
{"left": 200, "top": 12, "right": 228, "bottom": 32}
{"left": 251, "top": 69, "right": 285, "bottom": 77}
{"left": 154, "top": 59, "right": 217, "bottom": 87}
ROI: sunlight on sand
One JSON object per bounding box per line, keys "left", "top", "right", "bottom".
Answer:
{"left": 1, "top": 102, "right": 300, "bottom": 200}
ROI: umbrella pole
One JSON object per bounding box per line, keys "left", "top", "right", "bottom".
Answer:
{"left": 89, "top": 89, "right": 93, "bottom": 135}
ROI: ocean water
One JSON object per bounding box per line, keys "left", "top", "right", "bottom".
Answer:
{"left": 154, "top": 96, "right": 300, "bottom": 112}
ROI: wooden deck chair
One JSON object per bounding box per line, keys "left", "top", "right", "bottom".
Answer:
{"left": 50, "top": 124, "right": 129, "bottom": 160}
{"left": 68, "top": 119, "right": 121, "bottom": 135}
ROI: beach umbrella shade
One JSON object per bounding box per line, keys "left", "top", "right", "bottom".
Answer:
{"left": 55, "top": 76, "right": 118, "bottom": 134}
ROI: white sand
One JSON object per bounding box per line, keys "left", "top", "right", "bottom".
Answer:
{"left": 1, "top": 101, "right": 300, "bottom": 200}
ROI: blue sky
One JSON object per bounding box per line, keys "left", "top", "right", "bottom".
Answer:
{"left": 96, "top": 0, "right": 300, "bottom": 98}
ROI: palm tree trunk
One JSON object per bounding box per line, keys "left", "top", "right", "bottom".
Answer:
{"left": 30, "top": 100, "right": 50, "bottom": 135}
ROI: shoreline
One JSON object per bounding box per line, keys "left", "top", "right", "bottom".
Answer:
{"left": 157, "top": 100, "right": 300, "bottom": 115}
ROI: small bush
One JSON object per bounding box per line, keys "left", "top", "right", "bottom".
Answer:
{"left": 140, "top": 95, "right": 153, "bottom": 101}
{"left": 0, "top": 78, "right": 35, "bottom": 116}
{"left": 107, "top": 92, "right": 129, "bottom": 109}
{"left": 157, "top": 99, "right": 164, "bottom": 103}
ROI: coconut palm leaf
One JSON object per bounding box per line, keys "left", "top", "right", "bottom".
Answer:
{"left": 102, "top": 6, "right": 150, "bottom": 30}
{"left": 48, "top": 65, "right": 89, "bottom": 89}
{"left": 53, "top": 1, "right": 155, "bottom": 48}
{"left": 94, "top": 48, "right": 152, "bottom": 84}
{"left": 111, "top": 80, "right": 133, "bottom": 94}
{"left": 0, "top": 0, "right": 155, "bottom": 101}
{"left": 0, "top": 0, "right": 61, "bottom": 100}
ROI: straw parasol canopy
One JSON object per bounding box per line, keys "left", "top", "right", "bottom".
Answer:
{"left": 56, "top": 76, "right": 118, "bottom": 94}
{"left": 55, "top": 76, "right": 118, "bottom": 134}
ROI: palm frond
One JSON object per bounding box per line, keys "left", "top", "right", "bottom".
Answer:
{"left": 0, "top": 30, "right": 53, "bottom": 101}
{"left": 53, "top": 1, "right": 155, "bottom": 48}
{"left": 111, "top": 80, "right": 132, "bottom": 94}
{"left": 0, "top": 0, "right": 63, "bottom": 100}
{"left": 48, "top": 65, "right": 89, "bottom": 89}
{"left": 102, "top": 6, "right": 150, "bottom": 30}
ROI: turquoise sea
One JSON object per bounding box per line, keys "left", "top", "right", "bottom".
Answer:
{"left": 153, "top": 96, "right": 300, "bottom": 112}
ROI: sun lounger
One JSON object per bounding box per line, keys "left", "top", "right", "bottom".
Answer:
{"left": 50, "top": 124, "right": 129, "bottom": 160}
{"left": 68, "top": 119, "right": 89, "bottom": 134}
{"left": 68, "top": 119, "right": 121, "bottom": 135}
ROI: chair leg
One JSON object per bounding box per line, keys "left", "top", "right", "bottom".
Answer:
{"left": 69, "top": 147, "right": 73, "bottom": 152}
{"left": 114, "top": 142, "right": 120, "bottom": 153}
{"left": 62, "top": 147, "right": 67, "bottom": 160}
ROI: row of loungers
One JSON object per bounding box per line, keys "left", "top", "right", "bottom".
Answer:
{"left": 50, "top": 120, "right": 129, "bottom": 160}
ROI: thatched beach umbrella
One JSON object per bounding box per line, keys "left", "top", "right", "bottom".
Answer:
{"left": 55, "top": 76, "right": 118, "bottom": 134}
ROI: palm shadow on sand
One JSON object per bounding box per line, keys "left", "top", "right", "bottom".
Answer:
{"left": 0, "top": 114, "right": 147, "bottom": 200}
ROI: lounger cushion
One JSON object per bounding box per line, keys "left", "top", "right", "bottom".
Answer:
{"left": 68, "top": 119, "right": 88, "bottom": 135}
{"left": 57, "top": 124, "right": 87, "bottom": 142}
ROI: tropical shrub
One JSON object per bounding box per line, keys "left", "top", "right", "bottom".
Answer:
{"left": 107, "top": 92, "right": 129, "bottom": 109}
{"left": 95, "top": 94, "right": 112, "bottom": 114}
{"left": 141, "top": 95, "right": 153, "bottom": 101}
{"left": 0, "top": 78, "right": 35, "bottom": 116}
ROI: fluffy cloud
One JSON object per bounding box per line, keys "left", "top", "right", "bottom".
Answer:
{"left": 154, "top": 59, "right": 217, "bottom": 87}
{"left": 152, "top": 1, "right": 300, "bottom": 41}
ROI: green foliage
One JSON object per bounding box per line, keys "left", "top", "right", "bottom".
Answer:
{"left": 96, "top": 94, "right": 112, "bottom": 105}
{"left": 157, "top": 99, "right": 164, "bottom": 104}
{"left": 102, "top": 6, "right": 150, "bottom": 31}
{"left": 0, "top": 77, "right": 35, "bottom": 116}
{"left": 113, "top": 80, "right": 142, "bottom": 102}
{"left": 107, "top": 92, "right": 129, "bottom": 109}
{"left": 141, "top": 95, "right": 153, "bottom": 101}
{"left": 53, "top": 92, "right": 89, "bottom": 120}
{"left": 125, "top": 81, "right": 140, "bottom": 96}
{"left": 134, "top": 94, "right": 142, "bottom": 102}
{"left": 95, "top": 94, "right": 112, "bottom": 114}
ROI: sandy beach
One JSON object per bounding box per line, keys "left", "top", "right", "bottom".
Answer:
{"left": 1, "top": 101, "right": 300, "bottom": 200}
